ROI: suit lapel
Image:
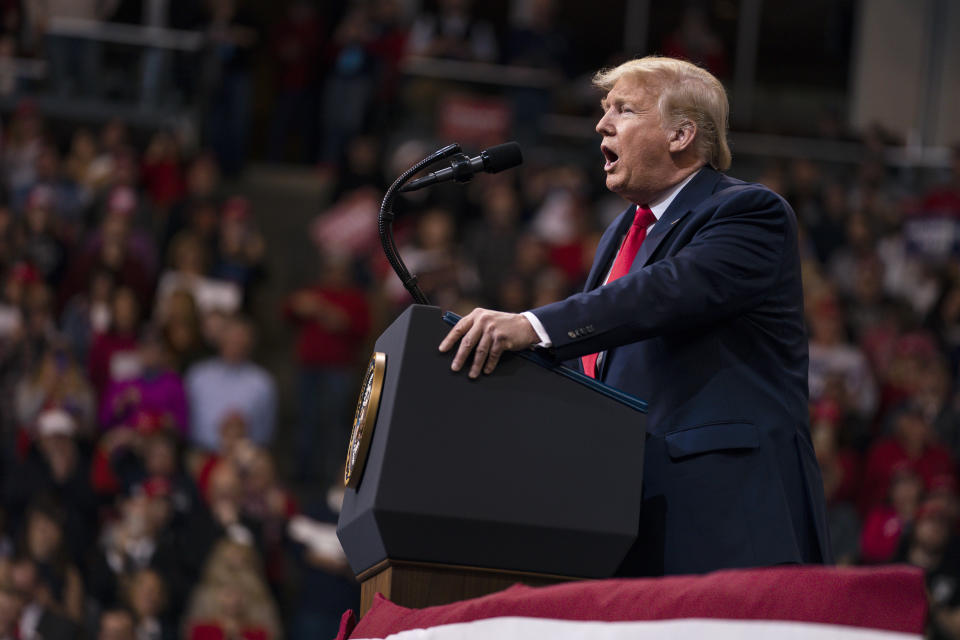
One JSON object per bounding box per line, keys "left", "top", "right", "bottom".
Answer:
{"left": 583, "top": 203, "right": 635, "bottom": 292}
{"left": 635, "top": 166, "right": 723, "bottom": 268}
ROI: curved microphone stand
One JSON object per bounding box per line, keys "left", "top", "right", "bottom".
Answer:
{"left": 379, "top": 143, "right": 462, "bottom": 305}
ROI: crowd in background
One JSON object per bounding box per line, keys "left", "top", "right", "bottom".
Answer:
{"left": 0, "top": 103, "right": 366, "bottom": 639}
{"left": 0, "top": 0, "right": 955, "bottom": 639}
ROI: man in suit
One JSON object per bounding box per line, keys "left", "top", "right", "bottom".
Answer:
{"left": 439, "top": 56, "right": 832, "bottom": 574}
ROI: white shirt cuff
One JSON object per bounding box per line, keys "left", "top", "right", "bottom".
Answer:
{"left": 521, "top": 311, "right": 552, "bottom": 348}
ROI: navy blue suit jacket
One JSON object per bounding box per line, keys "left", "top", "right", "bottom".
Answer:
{"left": 532, "top": 167, "right": 833, "bottom": 575}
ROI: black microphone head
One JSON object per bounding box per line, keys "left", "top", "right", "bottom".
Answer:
{"left": 481, "top": 142, "right": 523, "bottom": 174}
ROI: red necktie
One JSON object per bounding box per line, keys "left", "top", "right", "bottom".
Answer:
{"left": 581, "top": 205, "right": 657, "bottom": 379}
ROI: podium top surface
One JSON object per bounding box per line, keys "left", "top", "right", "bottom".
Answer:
{"left": 442, "top": 311, "right": 647, "bottom": 413}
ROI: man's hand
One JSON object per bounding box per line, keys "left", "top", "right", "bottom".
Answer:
{"left": 438, "top": 308, "right": 539, "bottom": 379}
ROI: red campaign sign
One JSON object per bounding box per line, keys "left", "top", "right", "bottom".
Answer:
{"left": 437, "top": 95, "right": 512, "bottom": 148}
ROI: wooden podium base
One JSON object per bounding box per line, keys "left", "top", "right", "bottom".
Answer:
{"left": 357, "top": 560, "right": 577, "bottom": 616}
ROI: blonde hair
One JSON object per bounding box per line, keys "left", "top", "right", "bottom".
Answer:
{"left": 184, "top": 540, "right": 282, "bottom": 639}
{"left": 593, "top": 56, "right": 731, "bottom": 171}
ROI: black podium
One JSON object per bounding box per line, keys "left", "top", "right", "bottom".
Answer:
{"left": 337, "top": 305, "right": 647, "bottom": 613}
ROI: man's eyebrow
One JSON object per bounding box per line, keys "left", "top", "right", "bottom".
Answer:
{"left": 600, "top": 95, "right": 622, "bottom": 110}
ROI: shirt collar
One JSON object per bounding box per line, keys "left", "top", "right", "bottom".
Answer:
{"left": 644, "top": 168, "right": 702, "bottom": 221}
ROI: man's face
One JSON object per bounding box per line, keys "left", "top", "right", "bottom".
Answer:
{"left": 98, "top": 611, "right": 135, "bottom": 640}
{"left": 220, "top": 321, "right": 252, "bottom": 363}
{"left": 596, "top": 76, "right": 676, "bottom": 205}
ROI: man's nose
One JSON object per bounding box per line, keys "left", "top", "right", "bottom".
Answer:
{"left": 596, "top": 111, "right": 614, "bottom": 136}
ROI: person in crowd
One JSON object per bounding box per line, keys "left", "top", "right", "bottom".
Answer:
{"left": 185, "top": 315, "right": 276, "bottom": 452}
{"left": 209, "top": 197, "right": 265, "bottom": 301}
{"left": 155, "top": 232, "right": 241, "bottom": 323}
{"left": 0, "top": 277, "right": 59, "bottom": 445}
{"left": 811, "top": 402, "right": 861, "bottom": 564}
{"left": 869, "top": 331, "right": 938, "bottom": 422}
{"left": 896, "top": 499, "right": 960, "bottom": 639}
{"left": 61, "top": 267, "right": 116, "bottom": 365}
{"left": 92, "top": 417, "right": 198, "bottom": 519}
{"left": 266, "top": 1, "right": 324, "bottom": 163}
{"left": 140, "top": 131, "right": 186, "bottom": 224}
{"left": 863, "top": 403, "right": 956, "bottom": 513}
{"left": 191, "top": 411, "right": 251, "bottom": 500}
{"left": 64, "top": 128, "right": 102, "bottom": 197}
{"left": 406, "top": 0, "right": 497, "bottom": 62}
{"left": 14, "top": 344, "right": 96, "bottom": 435}
{"left": 194, "top": 457, "right": 259, "bottom": 556}
{"left": 910, "top": 356, "right": 960, "bottom": 460}
{"left": 327, "top": 135, "right": 385, "bottom": 200}
{"left": 157, "top": 289, "right": 208, "bottom": 373}
{"left": 502, "top": 0, "right": 570, "bottom": 143}
{"left": 203, "top": 0, "right": 258, "bottom": 176}
{"left": 840, "top": 252, "right": 900, "bottom": 345}
{"left": 87, "top": 120, "right": 135, "bottom": 195}
{"left": 98, "top": 328, "right": 188, "bottom": 436}
{"left": 183, "top": 539, "right": 280, "bottom": 640}
{"left": 365, "top": 0, "right": 409, "bottom": 125}
{"left": 27, "top": 143, "right": 86, "bottom": 236}
{"left": 87, "top": 478, "right": 177, "bottom": 611}
{"left": 807, "top": 293, "right": 878, "bottom": 422}
{"left": 88, "top": 287, "right": 143, "bottom": 400}
{"left": 386, "top": 206, "right": 475, "bottom": 310}
{"left": 287, "top": 467, "right": 358, "bottom": 640}
{"left": 61, "top": 204, "right": 154, "bottom": 312}
{"left": 828, "top": 210, "right": 878, "bottom": 296}
{"left": 284, "top": 251, "right": 370, "bottom": 482}
{"left": 84, "top": 185, "right": 158, "bottom": 276}
{"left": 19, "top": 185, "right": 68, "bottom": 288}
{"left": 860, "top": 465, "right": 924, "bottom": 563}
{"left": 318, "top": 5, "right": 380, "bottom": 165}
{"left": 503, "top": 0, "right": 570, "bottom": 71}
{"left": 16, "top": 499, "right": 85, "bottom": 624}
{"left": 97, "top": 607, "right": 136, "bottom": 640}
{"left": 4, "top": 409, "right": 97, "bottom": 560}
{"left": 162, "top": 152, "right": 223, "bottom": 257}
{"left": 7, "top": 555, "right": 80, "bottom": 639}
{"left": 661, "top": 5, "right": 729, "bottom": 79}
{"left": 126, "top": 567, "right": 175, "bottom": 640}
{"left": 529, "top": 165, "right": 594, "bottom": 286}
{"left": 237, "top": 446, "right": 296, "bottom": 594}
{"left": 2, "top": 101, "right": 45, "bottom": 211}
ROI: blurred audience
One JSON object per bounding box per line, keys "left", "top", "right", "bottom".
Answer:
{"left": 266, "top": 1, "right": 324, "bottom": 164}
{"left": 0, "top": 5, "right": 957, "bottom": 637}
{"left": 407, "top": 0, "right": 497, "bottom": 62}
{"left": 203, "top": 0, "right": 258, "bottom": 176}
{"left": 7, "top": 554, "right": 80, "bottom": 639}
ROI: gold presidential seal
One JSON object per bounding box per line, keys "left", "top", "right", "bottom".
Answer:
{"left": 344, "top": 351, "right": 386, "bottom": 488}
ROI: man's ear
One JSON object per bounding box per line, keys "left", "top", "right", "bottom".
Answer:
{"left": 668, "top": 121, "right": 697, "bottom": 153}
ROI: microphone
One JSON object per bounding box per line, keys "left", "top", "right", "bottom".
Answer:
{"left": 400, "top": 142, "right": 522, "bottom": 192}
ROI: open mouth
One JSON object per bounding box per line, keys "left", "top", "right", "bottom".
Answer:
{"left": 601, "top": 145, "right": 619, "bottom": 171}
